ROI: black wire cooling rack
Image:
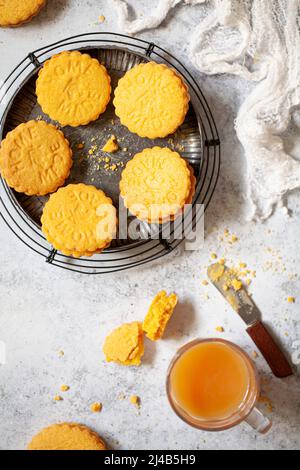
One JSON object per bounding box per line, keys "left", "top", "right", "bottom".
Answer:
{"left": 0, "top": 32, "right": 220, "bottom": 274}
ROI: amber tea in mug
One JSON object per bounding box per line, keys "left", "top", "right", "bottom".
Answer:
{"left": 166, "top": 339, "right": 272, "bottom": 433}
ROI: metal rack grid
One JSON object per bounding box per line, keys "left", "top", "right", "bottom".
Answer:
{"left": 0, "top": 32, "right": 220, "bottom": 274}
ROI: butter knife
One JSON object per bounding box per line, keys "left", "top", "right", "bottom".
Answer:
{"left": 207, "top": 263, "right": 293, "bottom": 378}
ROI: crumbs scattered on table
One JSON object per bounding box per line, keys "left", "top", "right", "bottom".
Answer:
{"left": 215, "top": 326, "right": 224, "bottom": 333}
{"left": 231, "top": 279, "right": 242, "bottom": 291}
{"left": 53, "top": 395, "right": 63, "bottom": 402}
{"left": 130, "top": 395, "right": 140, "bottom": 408}
{"left": 90, "top": 402, "right": 103, "bottom": 413}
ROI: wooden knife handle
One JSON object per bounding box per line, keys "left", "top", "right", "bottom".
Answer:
{"left": 246, "top": 321, "right": 293, "bottom": 378}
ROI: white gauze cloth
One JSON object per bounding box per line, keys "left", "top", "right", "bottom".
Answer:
{"left": 112, "top": 0, "right": 300, "bottom": 220}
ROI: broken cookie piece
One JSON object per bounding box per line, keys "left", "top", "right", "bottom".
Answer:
{"left": 102, "top": 135, "right": 119, "bottom": 153}
{"left": 103, "top": 321, "right": 144, "bottom": 366}
{"left": 143, "top": 291, "right": 178, "bottom": 341}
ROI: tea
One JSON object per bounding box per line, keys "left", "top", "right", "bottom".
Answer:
{"left": 169, "top": 340, "right": 251, "bottom": 420}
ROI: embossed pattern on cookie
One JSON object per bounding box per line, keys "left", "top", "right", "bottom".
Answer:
{"left": 36, "top": 51, "right": 111, "bottom": 127}
{"left": 0, "top": 120, "right": 72, "bottom": 196}
{"left": 0, "top": 0, "right": 46, "bottom": 27}
{"left": 120, "top": 147, "right": 191, "bottom": 223}
{"left": 41, "top": 183, "right": 117, "bottom": 255}
{"left": 27, "top": 423, "right": 107, "bottom": 450}
{"left": 114, "top": 62, "right": 190, "bottom": 138}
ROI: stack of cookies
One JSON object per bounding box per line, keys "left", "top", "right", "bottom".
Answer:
{"left": 0, "top": 48, "right": 194, "bottom": 257}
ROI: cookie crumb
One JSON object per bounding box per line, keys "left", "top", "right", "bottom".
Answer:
{"left": 287, "top": 296, "right": 295, "bottom": 303}
{"left": 210, "top": 253, "right": 217, "bottom": 259}
{"left": 99, "top": 15, "right": 105, "bottom": 23}
{"left": 252, "top": 351, "right": 259, "bottom": 359}
{"left": 239, "top": 262, "right": 247, "bottom": 269}
{"left": 215, "top": 326, "right": 224, "bottom": 333}
{"left": 76, "top": 143, "right": 84, "bottom": 149}
{"left": 60, "top": 384, "right": 70, "bottom": 392}
{"left": 231, "top": 279, "right": 242, "bottom": 291}
{"left": 201, "top": 280, "right": 209, "bottom": 286}
{"left": 90, "top": 402, "right": 102, "bottom": 413}
{"left": 53, "top": 395, "right": 63, "bottom": 402}
{"left": 58, "top": 350, "right": 64, "bottom": 357}
{"left": 102, "top": 135, "right": 119, "bottom": 153}
{"left": 130, "top": 395, "right": 140, "bottom": 407}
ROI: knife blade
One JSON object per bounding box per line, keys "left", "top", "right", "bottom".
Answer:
{"left": 207, "top": 263, "right": 293, "bottom": 378}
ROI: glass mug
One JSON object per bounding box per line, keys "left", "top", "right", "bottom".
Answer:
{"left": 166, "top": 338, "right": 272, "bottom": 433}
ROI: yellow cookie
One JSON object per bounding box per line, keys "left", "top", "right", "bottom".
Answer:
{"left": 0, "top": 120, "right": 72, "bottom": 196}
{"left": 143, "top": 291, "right": 178, "bottom": 341}
{"left": 156, "top": 163, "right": 196, "bottom": 223}
{"left": 36, "top": 51, "right": 111, "bottom": 127}
{"left": 41, "top": 183, "right": 117, "bottom": 255}
{"left": 103, "top": 321, "right": 144, "bottom": 366}
{"left": 120, "top": 147, "right": 191, "bottom": 223}
{"left": 27, "top": 423, "right": 106, "bottom": 450}
{"left": 61, "top": 241, "right": 111, "bottom": 259}
{"left": 114, "top": 62, "right": 190, "bottom": 138}
{"left": 0, "top": 0, "right": 46, "bottom": 27}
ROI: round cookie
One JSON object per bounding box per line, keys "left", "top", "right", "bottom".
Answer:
{"left": 61, "top": 241, "right": 111, "bottom": 259}
{"left": 0, "top": 120, "right": 72, "bottom": 196}
{"left": 0, "top": 0, "right": 46, "bottom": 27}
{"left": 27, "top": 423, "right": 106, "bottom": 450}
{"left": 41, "top": 184, "right": 117, "bottom": 255}
{"left": 36, "top": 51, "right": 111, "bottom": 127}
{"left": 120, "top": 147, "right": 191, "bottom": 223}
{"left": 113, "top": 62, "right": 190, "bottom": 138}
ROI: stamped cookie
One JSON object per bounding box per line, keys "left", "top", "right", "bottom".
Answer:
{"left": 0, "top": 120, "right": 72, "bottom": 196}
{"left": 36, "top": 51, "right": 111, "bottom": 127}
{"left": 27, "top": 423, "right": 106, "bottom": 450}
{"left": 103, "top": 321, "right": 144, "bottom": 366}
{"left": 0, "top": 0, "right": 46, "bottom": 27}
{"left": 120, "top": 147, "right": 191, "bottom": 223}
{"left": 143, "top": 291, "right": 178, "bottom": 341}
{"left": 41, "top": 184, "right": 117, "bottom": 255}
{"left": 114, "top": 62, "right": 190, "bottom": 138}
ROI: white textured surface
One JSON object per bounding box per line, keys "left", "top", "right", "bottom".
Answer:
{"left": 0, "top": 0, "right": 299, "bottom": 451}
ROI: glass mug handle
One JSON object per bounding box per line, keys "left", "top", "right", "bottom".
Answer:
{"left": 245, "top": 406, "right": 272, "bottom": 433}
